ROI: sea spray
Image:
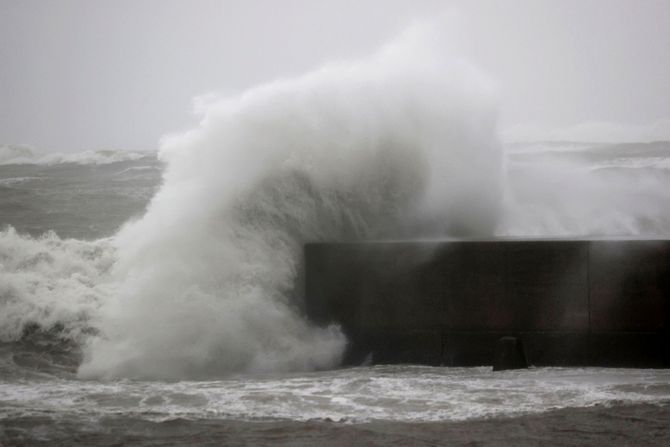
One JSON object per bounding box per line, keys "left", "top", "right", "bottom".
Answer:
{"left": 77, "top": 26, "right": 502, "bottom": 379}
{"left": 502, "top": 143, "right": 670, "bottom": 236}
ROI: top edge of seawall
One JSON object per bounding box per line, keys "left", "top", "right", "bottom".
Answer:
{"left": 305, "top": 237, "right": 670, "bottom": 246}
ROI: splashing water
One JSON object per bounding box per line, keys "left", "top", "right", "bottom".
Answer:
{"left": 1, "top": 25, "right": 669, "bottom": 381}
{"left": 75, "top": 26, "right": 501, "bottom": 379}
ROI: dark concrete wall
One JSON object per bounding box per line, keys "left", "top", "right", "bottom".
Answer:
{"left": 305, "top": 240, "right": 670, "bottom": 367}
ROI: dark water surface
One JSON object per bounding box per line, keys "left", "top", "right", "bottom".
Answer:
{"left": 3, "top": 402, "right": 669, "bottom": 446}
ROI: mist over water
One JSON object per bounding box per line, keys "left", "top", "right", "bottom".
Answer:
{"left": 502, "top": 141, "right": 670, "bottom": 237}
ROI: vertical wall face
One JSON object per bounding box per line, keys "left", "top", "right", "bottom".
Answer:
{"left": 305, "top": 240, "right": 670, "bottom": 367}
{"left": 590, "top": 241, "right": 670, "bottom": 331}
{"left": 588, "top": 241, "right": 670, "bottom": 365}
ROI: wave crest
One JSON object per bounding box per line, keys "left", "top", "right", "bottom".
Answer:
{"left": 0, "top": 145, "right": 154, "bottom": 166}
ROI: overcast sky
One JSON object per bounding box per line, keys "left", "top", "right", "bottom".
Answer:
{"left": 2, "top": 0, "right": 670, "bottom": 152}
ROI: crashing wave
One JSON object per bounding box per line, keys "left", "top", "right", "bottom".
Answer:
{"left": 4, "top": 23, "right": 669, "bottom": 381}
{"left": 77, "top": 25, "right": 502, "bottom": 379}
{"left": 0, "top": 227, "right": 115, "bottom": 343}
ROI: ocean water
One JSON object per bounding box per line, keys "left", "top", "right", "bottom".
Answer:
{"left": 1, "top": 141, "right": 670, "bottom": 445}
{"left": 0, "top": 149, "right": 161, "bottom": 239}
{"left": 2, "top": 31, "right": 670, "bottom": 443}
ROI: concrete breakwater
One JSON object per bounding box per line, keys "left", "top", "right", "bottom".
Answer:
{"left": 305, "top": 240, "right": 670, "bottom": 367}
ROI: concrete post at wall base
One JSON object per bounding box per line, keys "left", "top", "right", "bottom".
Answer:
{"left": 493, "top": 336, "right": 528, "bottom": 371}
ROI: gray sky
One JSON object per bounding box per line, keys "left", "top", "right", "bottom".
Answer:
{"left": 2, "top": 0, "right": 670, "bottom": 152}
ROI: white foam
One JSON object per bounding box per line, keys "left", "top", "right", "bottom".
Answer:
{"left": 2, "top": 366, "right": 669, "bottom": 423}
{"left": 592, "top": 156, "right": 670, "bottom": 171}
{"left": 0, "top": 228, "right": 115, "bottom": 342}
{"left": 0, "top": 177, "right": 40, "bottom": 187}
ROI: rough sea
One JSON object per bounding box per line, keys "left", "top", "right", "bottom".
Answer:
{"left": 1, "top": 141, "right": 669, "bottom": 446}
{"left": 2, "top": 34, "right": 670, "bottom": 444}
